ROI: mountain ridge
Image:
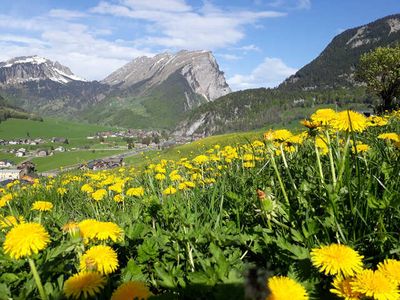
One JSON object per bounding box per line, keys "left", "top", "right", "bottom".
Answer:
{"left": 176, "top": 14, "right": 400, "bottom": 136}
{"left": 0, "top": 50, "right": 231, "bottom": 129}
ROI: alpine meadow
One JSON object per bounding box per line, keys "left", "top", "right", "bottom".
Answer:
{"left": 1, "top": 2, "right": 400, "bottom": 300}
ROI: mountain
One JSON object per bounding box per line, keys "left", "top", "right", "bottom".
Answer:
{"left": 0, "top": 94, "right": 41, "bottom": 122}
{"left": 0, "top": 55, "right": 110, "bottom": 116}
{"left": 0, "top": 55, "right": 87, "bottom": 85}
{"left": 0, "top": 51, "right": 230, "bottom": 129}
{"left": 81, "top": 50, "right": 231, "bottom": 128}
{"left": 177, "top": 14, "right": 400, "bottom": 136}
{"left": 103, "top": 50, "right": 230, "bottom": 102}
{"left": 280, "top": 14, "right": 400, "bottom": 90}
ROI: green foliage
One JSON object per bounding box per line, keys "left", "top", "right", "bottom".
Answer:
{"left": 357, "top": 44, "right": 400, "bottom": 112}
{"left": 1, "top": 109, "right": 400, "bottom": 299}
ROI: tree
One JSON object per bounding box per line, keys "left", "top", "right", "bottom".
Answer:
{"left": 356, "top": 45, "right": 400, "bottom": 113}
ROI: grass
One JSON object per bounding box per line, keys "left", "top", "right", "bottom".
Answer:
{"left": 125, "top": 122, "right": 301, "bottom": 168}
{"left": 0, "top": 118, "right": 116, "bottom": 140}
{"left": 0, "top": 153, "right": 26, "bottom": 165}
{"left": 1, "top": 109, "right": 399, "bottom": 299}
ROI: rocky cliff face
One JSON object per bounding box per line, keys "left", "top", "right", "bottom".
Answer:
{"left": 0, "top": 56, "right": 109, "bottom": 116}
{"left": 0, "top": 51, "right": 231, "bottom": 128}
{"left": 103, "top": 50, "right": 231, "bottom": 105}
{"left": 0, "top": 56, "right": 86, "bottom": 85}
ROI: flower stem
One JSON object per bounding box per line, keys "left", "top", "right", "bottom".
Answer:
{"left": 335, "top": 135, "right": 351, "bottom": 194}
{"left": 279, "top": 143, "right": 297, "bottom": 191}
{"left": 315, "top": 143, "right": 325, "bottom": 184}
{"left": 28, "top": 258, "right": 48, "bottom": 300}
{"left": 326, "top": 133, "right": 337, "bottom": 187}
{"left": 270, "top": 153, "right": 290, "bottom": 207}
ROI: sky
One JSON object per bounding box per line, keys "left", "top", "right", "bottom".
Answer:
{"left": 0, "top": 0, "right": 398, "bottom": 90}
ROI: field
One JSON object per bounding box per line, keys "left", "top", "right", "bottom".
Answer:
{"left": 0, "top": 118, "right": 115, "bottom": 140}
{"left": 1, "top": 109, "right": 400, "bottom": 299}
{"left": 0, "top": 118, "right": 129, "bottom": 171}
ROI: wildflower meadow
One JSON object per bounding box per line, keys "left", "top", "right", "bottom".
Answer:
{"left": 1, "top": 108, "right": 400, "bottom": 299}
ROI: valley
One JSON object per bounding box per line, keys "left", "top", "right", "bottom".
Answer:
{"left": 1, "top": 5, "right": 400, "bottom": 300}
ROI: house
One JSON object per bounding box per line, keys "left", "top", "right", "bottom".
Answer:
{"left": 0, "top": 160, "right": 14, "bottom": 168}
{"left": 51, "top": 137, "right": 68, "bottom": 143}
{"left": 54, "top": 146, "right": 65, "bottom": 152}
{"left": 0, "top": 169, "right": 20, "bottom": 181}
{"left": 16, "top": 148, "right": 26, "bottom": 157}
{"left": 36, "top": 149, "right": 49, "bottom": 157}
{"left": 80, "top": 158, "right": 123, "bottom": 171}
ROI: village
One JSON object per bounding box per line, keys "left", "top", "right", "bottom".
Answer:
{"left": 0, "top": 128, "right": 204, "bottom": 185}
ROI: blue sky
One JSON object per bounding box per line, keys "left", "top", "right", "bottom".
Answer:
{"left": 0, "top": 0, "right": 398, "bottom": 90}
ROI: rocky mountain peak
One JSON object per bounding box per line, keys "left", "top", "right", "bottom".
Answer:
{"left": 102, "top": 50, "right": 231, "bottom": 102}
{"left": 0, "top": 55, "right": 86, "bottom": 85}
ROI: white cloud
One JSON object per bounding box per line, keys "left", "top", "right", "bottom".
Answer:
{"left": 0, "top": 1, "right": 288, "bottom": 81}
{"left": 268, "top": 0, "right": 311, "bottom": 10}
{"left": 121, "top": 0, "right": 191, "bottom": 12}
{"left": 238, "top": 44, "right": 261, "bottom": 52}
{"left": 48, "top": 9, "right": 87, "bottom": 20}
{"left": 227, "top": 57, "right": 297, "bottom": 90}
{"left": 91, "top": 1, "right": 286, "bottom": 50}
{"left": 0, "top": 16, "right": 153, "bottom": 80}
{"left": 217, "top": 53, "right": 242, "bottom": 61}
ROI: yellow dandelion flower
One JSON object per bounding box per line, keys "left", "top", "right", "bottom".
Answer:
{"left": 311, "top": 244, "right": 363, "bottom": 277}
{"left": 81, "top": 184, "right": 94, "bottom": 194}
{"left": 351, "top": 269, "right": 399, "bottom": 300}
{"left": 126, "top": 187, "right": 145, "bottom": 197}
{"left": 192, "top": 155, "right": 209, "bottom": 164}
{"left": 80, "top": 245, "right": 119, "bottom": 275}
{"left": 163, "top": 186, "right": 177, "bottom": 195}
{"left": 311, "top": 108, "right": 337, "bottom": 125}
{"left": 178, "top": 182, "right": 187, "bottom": 190}
{"left": 301, "top": 119, "right": 321, "bottom": 129}
{"left": 243, "top": 161, "right": 256, "bottom": 168}
{"left": 272, "top": 129, "right": 293, "bottom": 142}
{"left": 377, "top": 259, "right": 400, "bottom": 285}
{"left": 154, "top": 165, "right": 166, "bottom": 174}
{"left": 287, "top": 132, "right": 307, "bottom": 145}
{"left": 31, "top": 201, "right": 53, "bottom": 212}
{"left": 169, "top": 173, "right": 182, "bottom": 181}
{"left": 78, "top": 219, "right": 123, "bottom": 243}
{"left": 184, "top": 181, "right": 196, "bottom": 188}
{"left": 243, "top": 153, "right": 255, "bottom": 161}
{"left": 111, "top": 281, "right": 151, "bottom": 300}
{"left": 109, "top": 182, "right": 124, "bottom": 193}
{"left": 0, "top": 193, "right": 13, "bottom": 208}
{"left": 332, "top": 110, "right": 368, "bottom": 132}
{"left": 113, "top": 194, "right": 124, "bottom": 203}
{"left": 62, "top": 221, "right": 80, "bottom": 237}
{"left": 154, "top": 173, "right": 166, "bottom": 181}
{"left": 315, "top": 136, "right": 329, "bottom": 155}
{"left": 367, "top": 116, "right": 388, "bottom": 127}
{"left": 3, "top": 222, "right": 50, "bottom": 259}
{"left": 330, "top": 276, "right": 362, "bottom": 300}
{"left": 63, "top": 271, "right": 106, "bottom": 299}
{"left": 267, "top": 276, "right": 308, "bottom": 300}
{"left": 57, "top": 187, "right": 67, "bottom": 195}
{"left": 352, "top": 144, "right": 370, "bottom": 154}
{"left": 0, "top": 215, "right": 24, "bottom": 229}
{"left": 91, "top": 189, "right": 107, "bottom": 201}
{"left": 378, "top": 133, "right": 399, "bottom": 143}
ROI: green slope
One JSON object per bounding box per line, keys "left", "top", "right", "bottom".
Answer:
{"left": 0, "top": 118, "right": 115, "bottom": 140}
{"left": 81, "top": 72, "right": 206, "bottom": 129}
